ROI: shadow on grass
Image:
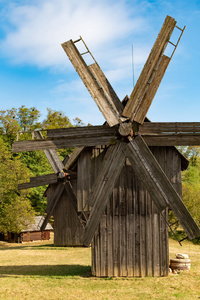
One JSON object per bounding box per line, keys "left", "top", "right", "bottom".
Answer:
{"left": 0, "top": 264, "right": 91, "bottom": 277}
{"left": 0, "top": 244, "right": 80, "bottom": 251}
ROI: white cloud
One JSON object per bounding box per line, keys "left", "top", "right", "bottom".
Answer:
{"left": 0, "top": 0, "right": 148, "bottom": 70}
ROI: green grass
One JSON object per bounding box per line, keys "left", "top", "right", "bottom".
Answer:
{"left": 0, "top": 235, "right": 200, "bottom": 300}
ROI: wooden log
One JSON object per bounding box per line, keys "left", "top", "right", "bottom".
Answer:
{"left": 139, "top": 122, "right": 200, "bottom": 134}
{"left": 12, "top": 135, "right": 117, "bottom": 152}
{"left": 34, "top": 131, "right": 64, "bottom": 173}
{"left": 89, "top": 63, "right": 124, "bottom": 115}
{"left": 82, "top": 142, "right": 126, "bottom": 246}
{"left": 46, "top": 125, "right": 118, "bottom": 139}
{"left": 64, "top": 147, "right": 84, "bottom": 170}
{"left": 62, "top": 40, "right": 120, "bottom": 126}
{"left": 133, "top": 55, "right": 170, "bottom": 124}
{"left": 123, "top": 15, "right": 176, "bottom": 123}
{"left": 142, "top": 134, "right": 200, "bottom": 146}
{"left": 18, "top": 173, "right": 58, "bottom": 190}
{"left": 123, "top": 135, "right": 200, "bottom": 240}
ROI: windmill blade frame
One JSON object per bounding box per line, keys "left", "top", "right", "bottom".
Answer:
{"left": 123, "top": 135, "right": 200, "bottom": 240}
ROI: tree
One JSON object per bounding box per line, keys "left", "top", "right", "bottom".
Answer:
{"left": 42, "top": 108, "right": 74, "bottom": 160}
{"left": 0, "top": 108, "right": 21, "bottom": 144}
{"left": 0, "top": 136, "right": 35, "bottom": 234}
{"left": 169, "top": 147, "right": 200, "bottom": 234}
{"left": 17, "top": 105, "right": 41, "bottom": 131}
{"left": 42, "top": 108, "right": 72, "bottom": 129}
{"left": 0, "top": 106, "right": 75, "bottom": 217}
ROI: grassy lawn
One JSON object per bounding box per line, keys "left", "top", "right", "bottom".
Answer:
{"left": 0, "top": 235, "right": 200, "bottom": 300}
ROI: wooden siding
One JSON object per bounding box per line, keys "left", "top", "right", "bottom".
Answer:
{"left": 49, "top": 144, "right": 185, "bottom": 275}
{"left": 47, "top": 183, "right": 84, "bottom": 246}
{"left": 21, "top": 231, "right": 50, "bottom": 242}
{"left": 91, "top": 145, "right": 182, "bottom": 277}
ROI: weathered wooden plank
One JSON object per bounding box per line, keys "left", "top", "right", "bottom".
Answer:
{"left": 123, "top": 15, "right": 176, "bottom": 123}
{"left": 47, "top": 125, "right": 118, "bottom": 139}
{"left": 139, "top": 122, "right": 200, "bottom": 134}
{"left": 77, "top": 148, "right": 92, "bottom": 212}
{"left": 100, "top": 215, "right": 107, "bottom": 276}
{"left": 82, "top": 142, "right": 126, "bottom": 246}
{"left": 52, "top": 184, "right": 84, "bottom": 246}
{"left": 62, "top": 40, "right": 120, "bottom": 126}
{"left": 113, "top": 215, "right": 119, "bottom": 277}
{"left": 41, "top": 182, "right": 65, "bottom": 231}
{"left": 123, "top": 135, "right": 200, "bottom": 239}
{"left": 64, "top": 147, "right": 84, "bottom": 170}
{"left": 107, "top": 213, "right": 113, "bottom": 276}
{"left": 18, "top": 173, "right": 58, "bottom": 190}
{"left": 64, "top": 181, "right": 78, "bottom": 213}
{"left": 134, "top": 55, "right": 170, "bottom": 123}
{"left": 12, "top": 135, "right": 117, "bottom": 152}
{"left": 34, "top": 131, "right": 64, "bottom": 173}
{"left": 143, "top": 134, "right": 200, "bottom": 146}
{"left": 89, "top": 63, "right": 124, "bottom": 115}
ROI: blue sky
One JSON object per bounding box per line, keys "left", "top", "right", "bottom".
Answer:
{"left": 0, "top": 0, "right": 199, "bottom": 125}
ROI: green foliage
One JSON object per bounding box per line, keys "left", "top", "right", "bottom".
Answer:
{"left": 0, "top": 108, "right": 21, "bottom": 143}
{"left": 17, "top": 105, "right": 41, "bottom": 131}
{"left": 42, "top": 108, "right": 72, "bottom": 129}
{"left": 0, "top": 137, "right": 35, "bottom": 233}
{"left": 0, "top": 106, "right": 76, "bottom": 224}
{"left": 169, "top": 147, "right": 200, "bottom": 239}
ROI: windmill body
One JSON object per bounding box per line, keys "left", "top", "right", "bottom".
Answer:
{"left": 13, "top": 16, "right": 200, "bottom": 277}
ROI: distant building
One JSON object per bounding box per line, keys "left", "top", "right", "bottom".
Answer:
{"left": 0, "top": 216, "right": 53, "bottom": 243}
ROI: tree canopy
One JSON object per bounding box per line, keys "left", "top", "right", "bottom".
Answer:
{"left": 0, "top": 106, "right": 74, "bottom": 233}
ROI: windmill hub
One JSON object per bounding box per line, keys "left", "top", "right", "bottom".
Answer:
{"left": 118, "top": 122, "right": 133, "bottom": 137}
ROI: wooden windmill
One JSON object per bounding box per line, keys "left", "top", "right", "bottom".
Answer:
{"left": 13, "top": 16, "right": 200, "bottom": 277}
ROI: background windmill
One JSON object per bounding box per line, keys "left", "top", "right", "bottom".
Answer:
{"left": 13, "top": 15, "right": 200, "bottom": 277}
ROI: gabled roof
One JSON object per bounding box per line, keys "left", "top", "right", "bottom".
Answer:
{"left": 21, "top": 216, "right": 53, "bottom": 232}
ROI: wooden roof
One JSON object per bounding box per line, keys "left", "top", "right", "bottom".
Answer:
{"left": 21, "top": 216, "right": 53, "bottom": 232}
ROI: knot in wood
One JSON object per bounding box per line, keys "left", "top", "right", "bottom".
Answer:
{"left": 118, "top": 122, "right": 132, "bottom": 137}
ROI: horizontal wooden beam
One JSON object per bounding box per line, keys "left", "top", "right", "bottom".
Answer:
{"left": 18, "top": 170, "right": 77, "bottom": 190}
{"left": 138, "top": 122, "right": 200, "bottom": 146}
{"left": 139, "top": 122, "right": 200, "bottom": 134}
{"left": 47, "top": 125, "right": 118, "bottom": 139}
{"left": 18, "top": 173, "right": 58, "bottom": 190}
{"left": 143, "top": 134, "right": 200, "bottom": 146}
{"left": 12, "top": 135, "right": 117, "bottom": 152}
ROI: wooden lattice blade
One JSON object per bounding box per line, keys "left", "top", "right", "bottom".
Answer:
{"left": 88, "top": 63, "right": 124, "bottom": 115}
{"left": 123, "top": 135, "right": 200, "bottom": 240}
{"left": 12, "top": 125, "right": 118, "bottom": 152}
{"left": 139, "top": 122, "right": 200, "bottom": 146}
{"left": 122, "top": 15, "right": 177, "bottom": 124}
{"left": 62, "top": 40, "right": 121, "bottom": 127}
{"left": 34, "top": 131, "right": 64, "bottom": 173}
{"left": 82, "top": 142, "right": 126, "bottom": 247}
{"left": 18, "top": 173, "right": 58, "bottom": 190}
